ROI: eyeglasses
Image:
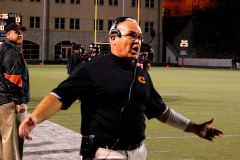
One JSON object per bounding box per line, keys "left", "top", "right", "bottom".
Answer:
{"left": 14, "top": 30, "right": 23, "bottom": 35}
{"left": 121, "top": 33, "right": 143, "bottom": 41}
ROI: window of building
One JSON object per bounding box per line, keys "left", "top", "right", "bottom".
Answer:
{"left": 175, "top": 6, "right": 180, "bottom": 15}
{"left": 145, "top": 22, "right": 153, "bottom": 32}
{"left": 22, "top": 40, "right": 40, "bottom": 60}
{"left": 94, "top": 0, "right": 104, "bottom": 5}
{"left": 94, "top": 20, "right": 103, "bottom": 31}
{"left": 55, "top": 18, "right": 65, "bottom": 29}
{"left": 55, "top": 0, "right": 65, "bottom": 3}
{"left": 70, "top": 0, "right": 80, "bottom": 4}
{"left": 30, "top": 0, "right": 40, "bottom": 2}
{"left": 30, "top": 17, "right": 40, "bottom": 28}
{"left": 108, "top": 20, "right": 114, "bottom": 31}
{"left": 109, "top": 0, "right": 118, "bottom": 6}
{"left": 70, "top": 19, "right": 80, "bottom": 30}
{"left": 55, "top": 41, "right": 77, "bottom": 60}
{"left": 132, "top": 0, "right": 141, "bottom": 7}
{"left": 145, "top": 0, "right": 154, "bottom": 8}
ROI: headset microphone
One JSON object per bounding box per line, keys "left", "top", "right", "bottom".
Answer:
{"left": 131, "top": 40, "right": 135, "bottom": 46}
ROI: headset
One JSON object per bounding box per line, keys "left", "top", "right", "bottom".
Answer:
{"left": 109, "top": 17, "right": 135, "bottom": 38}
{"left": 109, "top": 17, "right": 144, "bottom": 44}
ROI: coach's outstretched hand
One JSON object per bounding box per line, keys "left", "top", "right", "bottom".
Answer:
{"left": 19, "top": 116, "right": 37, "bottom": 140}
{"left": 19, "top": 94, "right": 63, "bottom": 140}
{"left": 187, "top": 118, "right": 223, "bottom": 142}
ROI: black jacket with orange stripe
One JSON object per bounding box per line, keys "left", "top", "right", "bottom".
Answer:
{"left": 0, "top": 39, "right": 30, "bottom": 106}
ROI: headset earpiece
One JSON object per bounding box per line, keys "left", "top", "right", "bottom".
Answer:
{"left": 110, "top": 29, "right": 121, "bottom": 37}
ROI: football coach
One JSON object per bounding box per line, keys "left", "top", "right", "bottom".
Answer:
{"left": 19, "top": 17, "right": 223, "bottom": 160}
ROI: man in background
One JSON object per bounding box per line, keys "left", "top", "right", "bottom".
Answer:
{"left": 67, "top": 44, "right": 83, "bottom": 75}
{"left": 88, "top": 43, "right": 101, "bottom": 60}
{"left": 0, "top": 22, "right": 30, "bottom": 160}
{"left": 236, "top": 57, "right": 240, "bottom": 69}
{"left": 80, "top": 49, "right": 89, "bottom": 63}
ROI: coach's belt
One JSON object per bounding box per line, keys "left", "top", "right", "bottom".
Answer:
{"left": 105, "top": 141, "right": 143, "bottom": 151}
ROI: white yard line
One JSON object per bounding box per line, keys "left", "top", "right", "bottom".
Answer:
{"left": 184, "top": 113, "right": 240, "bottom": 115}
{"left": 146, "top": 135, "right": 240, "bottom": 139}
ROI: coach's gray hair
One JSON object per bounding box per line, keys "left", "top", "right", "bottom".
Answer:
{"left": 109, "top": 18, "right": 138, "bottom": 43}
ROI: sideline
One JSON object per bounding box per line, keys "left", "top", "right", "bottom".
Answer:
{"left": 23, "top": 115, "right": 82, "bottom": 160}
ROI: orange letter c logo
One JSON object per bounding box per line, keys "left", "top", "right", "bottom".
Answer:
{"left": 138, "top": 76, "right": 146, "bottom": 84}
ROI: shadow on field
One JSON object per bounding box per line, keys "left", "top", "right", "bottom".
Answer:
{"left": 24, "top": 142, "right": 54, "bottom": 147}
{"left": 23, "top": 148, "right": 80, "bottom": 156}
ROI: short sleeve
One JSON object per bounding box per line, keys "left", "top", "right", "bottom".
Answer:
{"left": 144, "top": 73, "right": 167, "bottom": 119}
{"left": 51, "top": 64, "right": 91, "bottom": 110}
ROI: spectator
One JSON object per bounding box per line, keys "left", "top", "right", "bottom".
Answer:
{"left": 231, "top": 57, "right": 236, "bottom": 69}
{"left": 58, "top": 53, "right": 63, "bottom": 64}
{"left": 175, "top": 57, "right": 179, "bottom": 67}
{"left": 168, "top": 8, "right": 171, "bottom": 17}
{"left": 236, "top": 57, "right": 240, "bottom": 69}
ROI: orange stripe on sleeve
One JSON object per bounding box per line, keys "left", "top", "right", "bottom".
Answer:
{"left": 4, "top": 74, "right": 22, "bottom": 87}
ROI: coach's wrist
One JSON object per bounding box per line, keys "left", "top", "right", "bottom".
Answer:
{"left": 184, "top": 122, "right": 198, "bottom": 134}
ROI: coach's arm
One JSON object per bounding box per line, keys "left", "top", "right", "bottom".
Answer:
{"left": 157, "top": 107, "right": 223, "bottom": 142}
{"left": 19, "top": 94, "right": 63, "bottom": 140}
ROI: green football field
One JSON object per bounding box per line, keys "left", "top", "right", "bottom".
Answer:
{"left": 27, "top": 65, "right": 240, "bottom": 160}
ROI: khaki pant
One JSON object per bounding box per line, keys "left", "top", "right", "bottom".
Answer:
{"left": 94, "top": 143, "right": 147, "bottom": 160}
{"left": 0, "top": 102, "right": 25, "bottom": 160}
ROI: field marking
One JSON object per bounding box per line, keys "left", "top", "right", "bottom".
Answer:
{"left": 40, "top": 76, "right": 65, "bottom": 79}
{"left": 52, "top": 115, "right": 80, "bottom": 117}
{"left": 160, "top": 92, "right": 189, "bottom": 96}
{"left": 184, "top": 113, "right": 240, "bottom": 115}
{"left": 147, "top": 136, "right": 197, "bottom": 139}
{"left": 51, "top": 113, "right": 240, "bottom": 117}
{"left": 50, "top": 118, "right": 79, "bottom": 121}
{"left": 148, "top": 151, "right": 170, "bottom": 153}
{"left": 59, "top": 122, "right": 81, "bottom": 124}
{"left": 146, "top": 135, "right": 240, "bottom": 139}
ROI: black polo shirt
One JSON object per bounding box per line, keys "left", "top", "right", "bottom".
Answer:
{"left": 52, "top": 53, "right": 167, "bottom": 145}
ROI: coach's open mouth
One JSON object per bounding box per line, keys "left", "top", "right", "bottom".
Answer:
{"left": 132, "top": 46, "right": 139, "bottom": 54}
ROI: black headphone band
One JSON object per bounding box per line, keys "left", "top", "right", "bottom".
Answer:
{"left": 109, "top": 17, "right": 134, "bottom": 37}
{"left": 114, "top": 17, "right": 133, "bottom": 28}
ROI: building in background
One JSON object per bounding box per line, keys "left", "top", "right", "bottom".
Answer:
{"left": 163, "top": 0, "right": 216, "bottom": 17}
{"left": 0, "top": 0, "right": 163, "bottom": 63}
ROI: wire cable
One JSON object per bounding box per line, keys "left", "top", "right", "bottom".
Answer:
{"left": 103, "top": 61, "right": 137, "bottom": 160}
